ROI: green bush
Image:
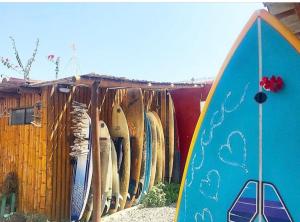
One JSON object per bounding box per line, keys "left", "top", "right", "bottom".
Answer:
{"left": 141, "top": 182, "right": 179, "bottom": 207}
{"left": 141, "top": 182, "right": 166, "bottom": 207}
{"left": 163, "top": 183, "right": 180, "bottom": 206}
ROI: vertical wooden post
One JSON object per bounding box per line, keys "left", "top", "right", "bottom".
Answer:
{"left": 91, "top": 81, "right": 101, "bottom": 222}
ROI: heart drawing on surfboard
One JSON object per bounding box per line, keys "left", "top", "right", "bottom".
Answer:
{"left": 218, "top": 130, "right": 248, "bottom": 173}
{"left": 199, "top": 170, "right": 220, "bottom": 201}
{"left": 194, "top": 208, "right": 213, "bottom": 222}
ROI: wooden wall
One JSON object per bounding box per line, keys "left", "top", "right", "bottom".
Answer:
{"left": 0, "top": 85, "right": 170, "bottom": 221}
{"left": 0, "top": 90, "right": 48, "bottom": 215}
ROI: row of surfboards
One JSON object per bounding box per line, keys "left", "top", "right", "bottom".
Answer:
{"left": 70, "top": 88, "right": 176, "bottom": 221}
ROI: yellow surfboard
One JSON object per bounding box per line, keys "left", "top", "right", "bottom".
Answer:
{"left": 108, "top": 140, "right": 121, "bottom": 214}
{"left": 167, "top": 94, "right": 175, "bottom": 183}
{"left": 110, "top": 105, "right": 131, "bottom": 211}
{"left": 122, "top": 88, "right": 145, "bottom": 207}
{"left": 152, "top": 111, "right": 164, "bottom": 184}
{"left": 99, "top": 121, "right": 112, "bottom": 215}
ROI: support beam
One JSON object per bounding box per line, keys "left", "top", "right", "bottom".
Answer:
{"left": 294, "top": 3, "right": 300, "bottom": 22}
{"left": 91, "top": 81, "right": 101, "bottom": 222}
{"left": 72, "top": 75, "right": 208, "bottom": 90}
{"left": 274, "top": 8, "right": 296, "bottom": 19}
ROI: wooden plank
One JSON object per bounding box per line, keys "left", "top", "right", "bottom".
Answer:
{"left": 30, "top": 94, "right": 36, "bottom": 212}
{"left": 73, "top": 76, "right": 204, "bottom": 90}
{"left": 18, "top": 117, "right": 24, "bottom": 212}
{"left": 38, "top": 92, "right": 43, "bottom": 213}
{"left": 61, "top": 92, "right": 67, "bottom": 219}
{"left": 55, "top": 92, "right": 62, "bottom": 221}
{"left": 64, "top": 87, "right": 73, "bottom": 218}
{"left": 26, "top": 94, "right": 32, "bottom": 212}
{"left": 23, "top": 95, "right": 29, "bottom": 213}
{"left": 29, "top": 96, "right": 35, "bottom": 212}
{"left": 40, "top": 90, "right": 47, "bottom": 213}
{"left": 52, "top": 87, "right": 58, "bottom": 220}
{"left": 34, "top": 93, "right": 39, "bottom": 213}
{"left": 91, "top": 81, "right": 101, "bottom": 222}
{"left": 36, "top": 94, "right": 42, "bottom": 213}
{"left": 46, "top": 86, "right": 54, "bottom": 219}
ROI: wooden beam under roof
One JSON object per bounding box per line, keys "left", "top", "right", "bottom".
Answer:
{"left": 75, "top": 75, "right": 208, "bottom": 89}
{"left": 274, "top": 8, "right": 296, "bottom": 19}
{"left": 30, "top": 74, "right": 211, "bottom": 89}
{"left": 266, "top": 3, "right": 300, "bottom": 39}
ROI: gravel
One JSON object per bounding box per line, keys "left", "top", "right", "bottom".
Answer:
{"left": 102, "top": 204, "right": 176, "bottom": 222}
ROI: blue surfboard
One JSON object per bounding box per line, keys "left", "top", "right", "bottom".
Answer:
{"left": 136, "top": 113, "right": 153, "bottom": 203}
{"left": 175, "top": 10, "right": 300, "bottom": 221}
{"left": 70, "top": 112, "right": 93, "bottom": 221}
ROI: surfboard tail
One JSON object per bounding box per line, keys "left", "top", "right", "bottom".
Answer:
{"left": 228, "top": 181, "right": 293, "bottom": 222}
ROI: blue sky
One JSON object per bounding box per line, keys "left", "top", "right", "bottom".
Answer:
{"left": 0, "top": 3, "right": 264, "bottom": 82}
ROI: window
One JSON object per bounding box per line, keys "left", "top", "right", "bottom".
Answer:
{"left": 10, "top": 107, "right": 34, "bottom": 125}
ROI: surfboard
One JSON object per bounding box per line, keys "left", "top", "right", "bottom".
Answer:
{"left": 134, "top": 120, "right": 147, "bottom": 203}
{"left": 170, "top": 86, "right": 211, "bottom": 179}
{"left": 147, "top": 112, "right": 158, "bottom": 189}
{"left": 108, "top": 139, "right": 121, "bottom": 214}
{"left": 176, "top": 10, "right": 300, "bottom": 221}
{"left": 122, "top": 88, "right": 144, "bottom": 207}
{"left": 152, "top": 111, "right": 164, "bottom": 184}
{"left": 80, "top": 191, "right": 93, "bottom": 222}
{"left": 99, "top": 121, "right": 112, "bottom": 215}
{"left": 70, "top": 103, "right": 93, "bottom": 222}
{"left": 110, "top": 105, "right": 131, "bottom": 211}
{"left": 135, "top": 113, "right": 153, "bottom": 203}
{"left": 171, "top": 112, "right": 180, "bottom": 184}
{"left": 166, "top": 93, "right": 175, "bottom": 183}
{"left": 105, "top": 143, "right": 113, "bottom": 214}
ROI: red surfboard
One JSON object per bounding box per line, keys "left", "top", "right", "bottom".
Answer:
{"left": 170, "top": 85, "right": 212, "bottom": 179}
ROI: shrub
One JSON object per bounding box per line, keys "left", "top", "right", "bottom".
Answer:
{"left": 141, "top": 182, "right": 180, "bottom": 207}
{"left": 141, "top": 182, "right": 166, "bottom": 207}
{"left": 163, "top": 183, "right": 180, "bottom": 206}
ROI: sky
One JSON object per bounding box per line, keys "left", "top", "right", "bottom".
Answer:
{"left": 0, "top": 3, "right": 264, "bottom": 82}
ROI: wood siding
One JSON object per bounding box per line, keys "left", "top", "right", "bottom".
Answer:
{"left": 0, "top": 91, "right": 48, "bottom": 215}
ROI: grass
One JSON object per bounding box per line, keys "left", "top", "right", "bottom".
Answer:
{"left": 141, "top": 182, "right": 180, "bottom": 208}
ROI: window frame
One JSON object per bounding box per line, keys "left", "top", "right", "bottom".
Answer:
{"left": 10, "top": 106, "right": 34, "bottom": 125}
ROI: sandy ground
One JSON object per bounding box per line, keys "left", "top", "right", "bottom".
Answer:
{"left": 102, "top": 204, "right": 176, "bottom": 222}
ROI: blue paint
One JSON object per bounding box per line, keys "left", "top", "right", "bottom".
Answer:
{"left": 263, "top": 183, "right": 292, "bottom": 222}
{"left": 177, "top": 14, "right": 300, "bottom": 221}
{"left": 136, "top": 113, "right": 152, "bottom": 203}
{"left": 178, "top": 20, "right": 259, "bottom": 222}
{"left": 228, "top": 181, "right": 258, "bottom": 221}
{"left": 261, "top": 20, "right": 300, "bottom": 221}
